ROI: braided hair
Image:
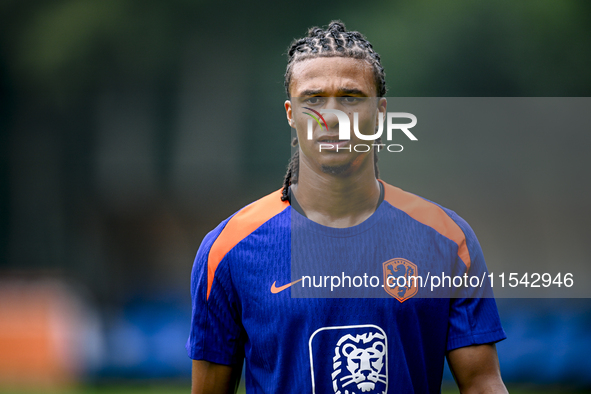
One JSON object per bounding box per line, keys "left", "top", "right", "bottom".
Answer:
{"left": 281, "top": 21, "right": 387, "bottom": 201}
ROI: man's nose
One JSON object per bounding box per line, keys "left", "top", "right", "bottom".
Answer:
{"left": 323, "top": 98, "right": 343, "bottom": 129}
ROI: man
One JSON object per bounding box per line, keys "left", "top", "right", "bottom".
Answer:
{"left": 187, "top": 21, "right": 507, "bottom": 393}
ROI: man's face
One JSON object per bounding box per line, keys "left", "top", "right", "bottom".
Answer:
{"left": 285, "top": 57, "right": 387, "bottom": 177}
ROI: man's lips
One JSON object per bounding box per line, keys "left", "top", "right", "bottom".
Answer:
{"left": 317, "top": 135, "right": 347, "bottom": 143}
{"left": 315, "top": 138, "right": 350, "bottom": 148}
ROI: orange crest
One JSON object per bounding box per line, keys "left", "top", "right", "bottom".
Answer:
{"left": 382, "top": 258, "right": 419, "bottom": 303}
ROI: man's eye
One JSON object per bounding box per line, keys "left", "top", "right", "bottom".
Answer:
{"left": 306, "top": 97, "right": 323, "bottom": 105}
{"left": 341, "top": 97, "right": 361, "bottom": 104}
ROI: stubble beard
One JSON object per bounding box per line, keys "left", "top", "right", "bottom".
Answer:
{"left": 320, "top": 161, "right": 352, "bottom": 175}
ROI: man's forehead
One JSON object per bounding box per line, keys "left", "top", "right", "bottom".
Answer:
{"left": 289, "top": 57, "right": 376, "bottom": 96}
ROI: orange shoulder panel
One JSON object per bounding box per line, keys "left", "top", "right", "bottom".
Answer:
{"left": 207, "top": 189, "right": 289, "bottom": 299}
{"left": 379, "top": 180, "right": 471, "bottom": 271}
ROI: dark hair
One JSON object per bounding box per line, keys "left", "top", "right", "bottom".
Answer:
{"left": 281, "top": 21, "right": 386, "bottom": 201}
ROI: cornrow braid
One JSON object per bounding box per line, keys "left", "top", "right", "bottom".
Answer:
{"left": 284, "top": 21, "right": 386, "bottom": 99}
{"left": 280, "top": 138, "right": 300, "bottom": 202}
{"left": 281, "top": 20, "right": 387, "bottom": 201}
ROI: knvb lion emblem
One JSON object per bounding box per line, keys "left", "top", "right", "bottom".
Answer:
{"left": 309, "top": 324, "right": 388, "bottom": 394}
{"left": 332, "top": 331, "right": 387, "bottom": 394}
{"left": 382, "top": 258, "right": 418, "bottom": 302}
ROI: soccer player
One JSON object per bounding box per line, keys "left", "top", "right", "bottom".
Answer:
{"left": 187, "top": 21, "right": 508, "bottom": 393}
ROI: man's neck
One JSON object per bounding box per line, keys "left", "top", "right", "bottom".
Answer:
{"left": 291, "top": 159, "right": 381, "bottom": 228}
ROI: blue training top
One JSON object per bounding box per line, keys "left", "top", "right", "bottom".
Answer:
{"left": 186, "top": 180, "right": 506, "bottom": 393}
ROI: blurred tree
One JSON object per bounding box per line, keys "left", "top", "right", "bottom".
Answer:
{"left": 0, "top": 0, "right": 589, "bottom": 300}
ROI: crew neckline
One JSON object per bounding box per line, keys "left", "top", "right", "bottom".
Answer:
{"left": 288, "top": 180, "right": 386, "bottom": 237}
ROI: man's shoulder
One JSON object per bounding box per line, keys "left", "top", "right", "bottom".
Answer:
{"left": 380, "top": 180, "right": 476, "bottom": 269}
{"left": 222, "top": 187, "right": 289, "bottom": 232}
{"left": 194, "top": 188, "right": 290, "bottom": 299}
{"left": 380, "top": 180, "right": 468, "bottom": 230}
{"left": 202, "top": 187, "right": 290, "bottom": 251}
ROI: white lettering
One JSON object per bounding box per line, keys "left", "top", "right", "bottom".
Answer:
{"left": 353, "top": 112, "right": 384, "bottom": 140}
{"left": 387, "top": 112, "right": 418, "bottom": 141}
{"left": 386, "top": 144, "right": 403, "bottom": 152}
{"left": 320, "top": 109, "right": 351, "bottom": 140}
{"left": 353, "top": 144, "right": 370, "bottom": 152}
{"left": 370, "top": 276, "right": 380, "bottom": 287}
{"left": 372, "top": 143, "right": 386, "bottom": 152}
{"left": 353, "top": 276, "right": 363, "bottom": 287}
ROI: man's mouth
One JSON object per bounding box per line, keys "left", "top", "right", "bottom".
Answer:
{"left": 317, "top": 135, "right": 347, "bottom": 143}
{"left": 316, "top": 138, "right": 350, "bottom": 150}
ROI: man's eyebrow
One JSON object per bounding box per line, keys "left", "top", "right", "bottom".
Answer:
{"left": 297, "top": 88, "right": 369, "bottom": 97}
{"left": 299, "top": 89, "right": 323, "bottom": 96}
{"left": 337, "top": 88, "right": 367, "bottom": 96}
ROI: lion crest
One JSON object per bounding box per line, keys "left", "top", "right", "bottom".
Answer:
{"left": 331, "top": 332, "right": 387, "bottom": 394}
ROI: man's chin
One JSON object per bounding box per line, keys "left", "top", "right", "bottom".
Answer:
{"left": 320, "top": 162, "right": 352, "bottom": 176}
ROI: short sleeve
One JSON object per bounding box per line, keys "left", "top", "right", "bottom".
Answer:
{"left": 185, "top": 222, "right": 245, "bottom": 365}
{"left": 446, "top": 211, "right": 507, "bottom": 351}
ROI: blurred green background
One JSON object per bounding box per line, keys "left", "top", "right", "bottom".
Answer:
{"left": 0, "top": 0, "right": 590, "bottom": 392}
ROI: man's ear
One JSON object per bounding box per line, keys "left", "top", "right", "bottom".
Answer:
{"left": 285, "top": 100, "right": 294, "bottom": 128}
{"left": 376, "top": 97, "right": 387, "bottom": 129}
